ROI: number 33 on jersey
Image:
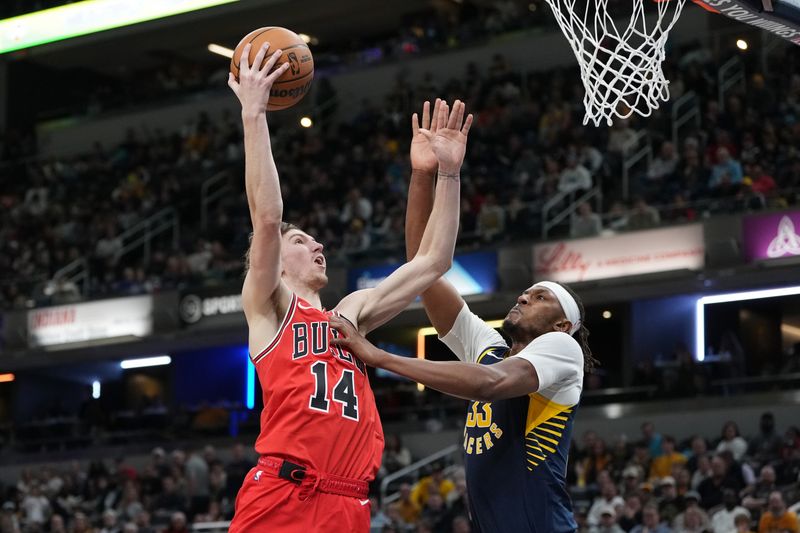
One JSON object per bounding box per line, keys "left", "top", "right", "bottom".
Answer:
{"left": 250, "top": 294, "right": 384, "bottom": 481}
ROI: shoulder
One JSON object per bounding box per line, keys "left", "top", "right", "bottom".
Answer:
{"left": 528, "top": 331, "right": 583, "bottom": 356}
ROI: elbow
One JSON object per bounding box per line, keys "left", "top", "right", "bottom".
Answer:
{"left": 253, "top": 212, "right": 283, "bottom": 231}
{"left": 428, "top": 254, "right": 453, "bottom": 277}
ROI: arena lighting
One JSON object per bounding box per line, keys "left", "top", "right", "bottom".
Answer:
{"left": 0, "top": 373, "right": 15, "bottom": 383}
{"left": 300, "top": 116, "right": 313, "bottom": 128}
{"left": 602, "top": 310, "right": 612, "bottom": 319}
{"left": 92, "top": 380, "right": 101, "bottom": 399}
{"left": 207, "top": 43, "right": 234, "bottom": 58}
{"left": 120, "top": 355, "right": 172, "bottom": 369}
{"left": 0, "top": 0, "right": 239, "bottom": 55}
{"left": 298, "top": 33, "right": 311, "bottom": 44}
{"left": 695, "top": 285, "right": 800, "bottom": 362}
{"left": 416, "top": 320, "right": 504, "bottom": 391}
{"left": 736, "top": 39, "right": 749, "bottom": 50}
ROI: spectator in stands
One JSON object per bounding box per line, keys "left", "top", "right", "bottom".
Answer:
{"left": 627, "top": 197, "right": 661, "bottom": 231}
{"left": 397, "top": 482, "right": 421, "bottom": 525}
{"left": 650, "top": 436, "right": 687, "bottom": 481}
{"left": 749, "top": 413, "right": 783, "bottom": 468}
{"left": 676, "top": 506, "right": 708, "bottom": 533}
{"left": 711, "top": 489, "right": 750, "bottom": 533}
{"left": 709, "top": 147, "right": 744, "bottom": 190}
{"left": 658, "top": 476, "right": 684, "bottom": 525}
{"left": 340, "top": 188, "right": 373, "bottom": 225}
{"left": 607, "top": 119, "right": 638, "bottom": 157}
{"left": 673, "top": 491, "right": 710, "bottom": 532}
{"left": 646, "top": 141, "right": 680, "bottom": 191}
{"left": 559, "top": 153, "right": 593, "bottom": 195}
{"left": 686, "top": 436, "right": 709, "bottom": 473}
{"left": 698, "top": 456, "right": 737, "bottom": 510}
{"left": 411, "top": 463, "right": 454, "bottom": 509}
{"left": 21, "top": 483, "right": 50, "bottom": 527}
{"left": 631, "top": 503, "right": 671, "bottom": 533}
{"left": 476, "top": 193, "right": 505, "bottom": 242}
{"left": 419, "top": 493, "right": 448, "bottom": 532}
{"left": 716, "top": 421, "right": 748, "bottom": 462}
{"left": 164, "top": 511, "right": 189, "bottom": 533}
{"left": 589, "top": 481, "right": 626, "bottom": 526}
{"left": 381, "top": 434, "right": 412, "bottom": 476}
{"left": 742, "top": 465, "right": 777, "bottom": 522}
{"left": 758, "top": 491, "right": 799, "bottom": 533}
{"left": 590, "top": 504, "right": 625, "bottom": 533}
{"left": 581, "top": 439, "right": 613, "bottom": 487}
{"left": 571, "top": 202, "right": 603, "bottom": 238}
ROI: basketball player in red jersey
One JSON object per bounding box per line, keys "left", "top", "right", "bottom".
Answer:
{"left": 226, "top": 43, "right": 472, "bottom": 532}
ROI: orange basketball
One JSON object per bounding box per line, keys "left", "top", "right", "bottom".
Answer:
{"left": 230, "top": 27, "right": 314, "bottom": 111}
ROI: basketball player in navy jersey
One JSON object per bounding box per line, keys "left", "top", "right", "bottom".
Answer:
{"left": 329, "top": 124, "right": 599, "bottom": 532}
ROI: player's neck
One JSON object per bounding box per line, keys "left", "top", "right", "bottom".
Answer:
{"left": 288, "top": 283, "right": 323, "bottom": 309}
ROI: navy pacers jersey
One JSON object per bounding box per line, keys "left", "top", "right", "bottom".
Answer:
{"left": 441, "top": 305, "right": 583, "bottom": 533}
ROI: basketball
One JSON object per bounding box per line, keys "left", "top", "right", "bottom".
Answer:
{"left": 230, "top": 27, "right": 314, "bottom": 110}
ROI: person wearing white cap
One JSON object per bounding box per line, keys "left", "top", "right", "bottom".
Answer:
{"left": 329, "top": 161, "right": 598, "bottom": 533}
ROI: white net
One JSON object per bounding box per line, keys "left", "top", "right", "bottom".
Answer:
{"left": 544, "top": 0, "right": 688, "bottom": 126}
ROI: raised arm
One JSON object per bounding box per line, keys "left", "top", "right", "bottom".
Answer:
{"left": 227, "top": 43, "right": 292, "bottom": 327}
{"left": 405, "top": 99, "right": 466, "bottom": 336}
{"left": 336, "top": 100, "right": 473, "bottom": 333}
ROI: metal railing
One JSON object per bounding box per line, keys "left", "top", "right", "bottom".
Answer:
{"left": 621, "top": 130, "right": 652, "bottom": 200}
{"left": 380, "top": 444, "right": 460, "bottom": 503}
{"left": 200, "top": 170, "right": 232, "bottom": 231}
{"left": 114, "top": 208, "right": 180, "bottom": 265}
{"left": 718, "top": 56, "right": 745, "bottom": 110}
{"left": 671, "top": 91, "right": 700, "bottom": 147}
{"left": 50, "top": 258, "right": 90, "bottom": 297}
{"left": 541, "top": 186, "right": 603, "bottom": 238}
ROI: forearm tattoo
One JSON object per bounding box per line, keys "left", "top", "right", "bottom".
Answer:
{"left": 438, "top": 170, "right": 460, "bottom": 181}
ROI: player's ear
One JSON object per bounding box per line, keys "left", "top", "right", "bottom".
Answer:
{"left": 554, "top": 319, "right": 571, "bottom": 334}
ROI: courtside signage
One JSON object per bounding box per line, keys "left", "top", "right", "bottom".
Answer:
{"left": 348, "top": 251, "right": 498, "bottom": 295}
{"left": 533, "top": 225, "right": 705, "bottom": 283}
{"left": 742, "top": 210, "right": 800, "bottom": 262}
{"left": 27, "top": 295, "right": 153, "bottom": 347}
{"left": 0, "top": 0, "right": 238, "bottom": 54}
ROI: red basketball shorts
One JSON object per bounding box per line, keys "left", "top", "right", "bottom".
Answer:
{"left": 229, "top": 466, "right": 371, "bottom": 533}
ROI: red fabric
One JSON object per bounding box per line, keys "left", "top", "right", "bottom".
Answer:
{"left": 230, "top": 467, "right": 370, "bottom": 533}
{"left": 251, "top": 294, "right": 383, "bottom": 481}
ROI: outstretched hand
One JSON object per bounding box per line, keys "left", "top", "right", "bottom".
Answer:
{"left": 410, "top": 99, "right": 442, "bottom": 175}
{"left": 228, "top": 42, "right": 291, "bottom": 117}
{"left": 329, "top": 315, "right": 387, "bottom": 368}
{"left": 416, "top": 99, "right": 473, "bottom": 174}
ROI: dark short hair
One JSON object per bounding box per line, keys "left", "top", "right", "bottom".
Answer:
{"left": 243, "top": 222, "right": 301, "bottom": 275}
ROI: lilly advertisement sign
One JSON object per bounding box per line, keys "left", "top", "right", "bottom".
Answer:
{"left": 348, "top": 251, "right": 498, "bottom": 296}
{"left": 742, "top": 211, "right": 800, "bottom": 262}
{"left": 533, "top": 225, "right": 705, "bottom": 283}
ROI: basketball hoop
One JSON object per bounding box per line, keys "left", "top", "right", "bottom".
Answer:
{"left": 544, "top": 0, "right": 688, "bottom": 126}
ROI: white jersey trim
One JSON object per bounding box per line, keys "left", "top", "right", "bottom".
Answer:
{"left": 252, "top": 294, "right": 298, "bottom": 364}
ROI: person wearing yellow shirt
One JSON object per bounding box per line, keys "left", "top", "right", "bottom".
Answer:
{"left": 649, "top": 436, "right": 687, "bottom": 480}
{"left": 411, "top": 463, "right": 455, "bottom": 508}
{"left": 759, "top": 491, "right": 799, "bottom": 533}
{"left": 396, "top": 482, "right": 421, "bottom": 525}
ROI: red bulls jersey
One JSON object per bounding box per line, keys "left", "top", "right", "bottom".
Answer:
{"left": 251, "top": 294, "right": 384, "bottom": 481}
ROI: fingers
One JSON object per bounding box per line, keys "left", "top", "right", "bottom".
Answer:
{"left": 461, "top": 113, "right": 474, "bottom": 136}
{"left": 421, "top": 100, "right": 431, "bottom": 131}
{"left": 328, "top": 315, "right": 352, "bottom": 335}
{"left": 261, "top": 49, "right": 283, "bottom": 76}
{"left": 227, "top": 72, "right": 239, "bottom": 94}
{"left": 252, "top": 42, "right": 271, "bottom": 74}
{"left": 266, "top": 62, "right": 290, "bottom": 84}
{"left": 430, "top": 98, "right": 441, "bottom": 133}
{"left": 411, "top": 113, "right": 420, "bottom": 137}
{"left": 416, "top": 128, "right": 434, "bottom": 141}
{"left": 438, "top": 101, "right": 449, "bottom": 131}
{"left": 447, "top": 100, "right": 463, "bottom": 130}
{"left": 240, "top": 43, "right": 252, "bottom": 72}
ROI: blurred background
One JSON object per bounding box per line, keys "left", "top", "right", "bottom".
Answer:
{"left": 1, "top": 0, "right": 800, "bottom": 532}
